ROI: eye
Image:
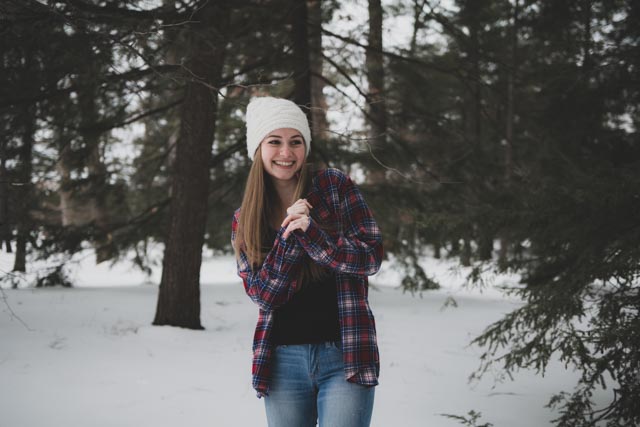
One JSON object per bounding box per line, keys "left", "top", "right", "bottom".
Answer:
{"left": 266, "top": 139, "right": 280, "bottom": 145}
{"left": 290, "top": 139, "right": 303, "bottom": 145}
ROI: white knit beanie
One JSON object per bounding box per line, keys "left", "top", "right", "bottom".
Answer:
{"left": 245, "top": 97, "right": 311, "bottom": 161}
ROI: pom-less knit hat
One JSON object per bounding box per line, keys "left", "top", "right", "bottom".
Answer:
{"left": 245, "top": 97, "right": 311, "bottom": 161}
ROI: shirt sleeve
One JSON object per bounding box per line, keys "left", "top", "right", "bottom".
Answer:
{"left": 293, "top": 172, "right": 383, "bottom": 276}
{"left": 231, "top": 210, "right": 304, "bottom": 312}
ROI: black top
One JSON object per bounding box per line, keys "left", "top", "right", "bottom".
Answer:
{"left": 266, "top": 228, "right": 341, "bottom": 345}
{"left": 271, "top": 272, "right": 341, "bottom": 345}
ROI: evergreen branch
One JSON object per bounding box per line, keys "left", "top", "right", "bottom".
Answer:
{"left": 420, "top": 0, "right": 513, "bottom": 72}
{"left": 218, "top": 50, "right": 295, "bottom": 94}
{"left": 81, "top": 98, "right": 184, "bottom": 134}
{"left": 364, "top": 137, "right": 452, "bottom": 185}
{"left": 439, "top": 410, "right": 494, "bottom": 427}
{"left": 322, "top": 27, "right": 457, "bottom": 75}
{"left": 58, "top": 141, "right": 245, "bottom": 245}
{"left": 57, "top": 0, "right": 184, "bottom": 23}
{"left": 322, "top": 27, "right": 505, "bottom": 125}
{"left": 310, "top": 70, "right": 451, "bottom": 185}
{"left": 210, "top": 142, "right": 245, "bottom": 168}
{"left": 0, "top": 0, "right": 56, "bottom": 23}
{"left": 0, "top": 65, "right": 179, "bottom": 110}
{"left": 321, "top": 53, "right": 370, "bottom": 101}
{"left": 0, "top": 181, "right": 29, "bottom": 186}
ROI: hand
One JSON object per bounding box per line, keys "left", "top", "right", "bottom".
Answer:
{"left": 281, "top": 199, "right": 312, "bottom": 239}
{"left": 286, "top": 198, "right": 312, "bottom": 217}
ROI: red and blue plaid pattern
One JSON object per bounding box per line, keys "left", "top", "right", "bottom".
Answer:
{"left": 231, "top": 168, "right": 383, "bottom": 398}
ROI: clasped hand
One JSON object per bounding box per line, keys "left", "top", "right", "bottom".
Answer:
{"left": 281, "top": 198, "right": 312, "bottom": 239}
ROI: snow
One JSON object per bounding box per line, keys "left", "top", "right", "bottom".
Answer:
{"left": 1, "top": 250, "right": 612, "bottom": 427}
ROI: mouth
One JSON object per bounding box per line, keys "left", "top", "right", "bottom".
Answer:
{"left": 273, "top": 160, "right": 295, "bottom": 167}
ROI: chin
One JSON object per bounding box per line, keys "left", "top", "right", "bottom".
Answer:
{"left": 273, "top": 173, "right": 297, "bottom": 181}
{"left": 267, "top": 165, "right": 301, "bottom": 181}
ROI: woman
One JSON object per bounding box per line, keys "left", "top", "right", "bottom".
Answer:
{"left": 231, "top": 96, "right": 383, "bottom": 427}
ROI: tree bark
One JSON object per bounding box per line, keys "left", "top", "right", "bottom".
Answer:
{"left": 582, "top": 0, "right": 592, "bottom": 70}
{"left": 499, "top": 0, "right": 519, "bottom": 269}
{"left": 56, "top": 134, "right": 76, "bottom": 227}
{"left": 76, "top": 34, "right": 112, "bottom": 263}
{"left": 367, "top": 0, "right": 386, "bottom": 139}
{"left": 470, "top": 3, "right": 482, "bottom": 147}
{"left": 290, "top": 0, "right": 312, "bottom": 120}
{"left": 504, "top": 1, "right": 517, "bottom": 188}
{"left": 153, "top": 1, "right": 229, "bottom": 330}
{"left": 13, "top": 103, "right": 35, "bottom": 273}
{"left": 366, "top": 0, "right": 387, "bottom": 182}
{"left": 307, "top": 0, "right": 329, "bottom": 144}
{"left": 12, "top": 36, "right": 37, "bottom": 272}
{"left": 467, "top": 1, "right": 493, "bottom": 262}
{"left": 409, "top": 0, "right": 422, "bottom": 55}
{"left": 0, "top": 124, "right": 10, "bottom": 253}
{"left": 163, "top": 0, "right": 179, "bottom": 183}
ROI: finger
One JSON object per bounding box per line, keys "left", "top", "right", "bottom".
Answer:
{"left": 295, "top": 199, "right": 312, "bottom": 210}
{"left": 281, "top": 213, "right": 303, "bottom": 228}
{"left": 282, "top": 217, "right": 307, "bottom": 239}
{"left": 282, "top": 221, "right": 300, "bottom": 239}
{"left": 296, "top": 199, "right": 312, "bottom": 210}
{"left": 287, "top": 201, "right": 309, "bottom": 216}
{"left": 287, "top": 205, "right": 308, "bottom": 216}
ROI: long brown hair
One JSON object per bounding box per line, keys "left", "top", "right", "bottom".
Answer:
{"left": 234, "top": 148, "right": 327, "bottom": 285}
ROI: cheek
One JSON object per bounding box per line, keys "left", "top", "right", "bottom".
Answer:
{"left": 260, "top": 145, "right": 273, "bottom": 160}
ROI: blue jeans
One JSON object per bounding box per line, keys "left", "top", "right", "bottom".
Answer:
{"left": 264, "top": 341, "right": 375, "bottom": 427}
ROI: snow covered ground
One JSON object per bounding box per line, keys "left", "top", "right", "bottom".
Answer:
{"left": 1, "top": 250, "right": 611, "bottom": 427}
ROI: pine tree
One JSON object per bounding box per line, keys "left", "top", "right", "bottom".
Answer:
{"left": 153, "top": 1, "right": 230, "bottom": 329}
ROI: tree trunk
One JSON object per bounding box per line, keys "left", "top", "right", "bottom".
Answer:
{"left": 582, "top": 0, "right": 592, "bottom": 70}
{"left": 470, "top": 4, "right": 482, "bottom": 147}
{"left": 409, "top": 0, "right": 423, "bottom": 55}
{"left": 307, "top": 0, "right": 329, "bottom": 144}
{"left": 461, "top": 238, "right": 472, "bottom": 267}
{"left": 403, "top": 0, "right": 425, "bottom": 122}
{"left": 75, "top": 36, "right": 112, "bottom": 263}
{"left": 290, "top": 0, "right": 312, "bottom": 118}
{"left": 366, "top": 0, "right": 387, "bottom": 182}
{"left": 499, "top": 0, "right": 519, "bottom": 269}
{"left": 434, "top": 240, "right": 441, "bottom": 259}
{"left": 163, "top": 0, "right": 179, "bottom": 186}
{"left": 153, "top": 1, "right": 229, "bottom": 330}
{"left": 85, "top": 137, "right": 112, "bottom": 263}
{"left": 478, "top": 234, "right": 493, "bottom": 261}
{"left": 56, "top": 135, "right": 75, "bottom": 227}
{"left": 504, "top": 2, "right": 517, "bottom": 188}
{"left": 467, "top": 1, "right": 493, "bottom": 262}
{"left": 0, "top": 125, "right": 10, "bottom": 253}
{"left": 13, "top": 102, "right": 35, "bottom": 273}
{"left": 52, "top": 24, "right": 113, "bottom": 261}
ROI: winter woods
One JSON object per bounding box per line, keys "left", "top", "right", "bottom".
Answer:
{"left": 1, "top": 0, "right": 639, "bottom": 425}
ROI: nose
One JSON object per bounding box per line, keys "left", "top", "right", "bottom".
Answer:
{"left": 279, "top": 144, "right": 292, "bottom": 156}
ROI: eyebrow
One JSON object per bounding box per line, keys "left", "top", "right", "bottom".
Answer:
{"left": 266, "top": 133, "right": 303, "bottom": 139}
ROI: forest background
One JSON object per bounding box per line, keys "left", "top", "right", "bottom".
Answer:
{"left": 1, "top": 0, "right": 638, "bottom": 426}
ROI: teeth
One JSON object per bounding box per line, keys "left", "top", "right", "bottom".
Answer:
{"left": 274, "top": 161, "right": 294, "bottom": 166}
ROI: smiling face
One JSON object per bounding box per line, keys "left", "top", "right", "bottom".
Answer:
{"left": 259, "top": 128, "right": 306, "bottom": 183}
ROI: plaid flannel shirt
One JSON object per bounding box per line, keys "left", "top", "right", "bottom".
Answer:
{"left": 231, "top": 168, "right": 383, "bottom": 398}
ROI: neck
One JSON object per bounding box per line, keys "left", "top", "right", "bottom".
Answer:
{"left": 268, "top": 178, "right": 298, "bottom": 229}
{"left": 271, "top": 178, "right": 297, "bottom": 208}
